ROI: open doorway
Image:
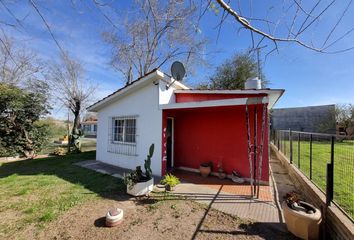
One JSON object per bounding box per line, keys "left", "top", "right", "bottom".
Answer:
{"left": 166, "top": 117, "right": 174, "bottom": 171}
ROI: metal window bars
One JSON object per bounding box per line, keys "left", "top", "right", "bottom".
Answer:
{"left": 108, "top": 116, "right": 138, "bottom": 156}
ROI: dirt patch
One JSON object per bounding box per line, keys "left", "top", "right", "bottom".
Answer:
{"left": 27, "top": 193, "right": 297, "bottom": 240}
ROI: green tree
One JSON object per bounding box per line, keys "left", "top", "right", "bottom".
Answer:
{"left": 0, "top": 83, "right": 50, "bottom": 158}
{"left": 200, "top": 52, "right": 266, "bottom": 90}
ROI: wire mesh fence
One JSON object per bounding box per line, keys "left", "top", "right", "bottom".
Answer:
{"left": 272, "top": 129, "right": 354, "bottom": 221}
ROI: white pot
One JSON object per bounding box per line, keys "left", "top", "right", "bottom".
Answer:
{"left": 106, "top": 208, "right": 124, "bottom": 227}
{"left": 126, "top": 178, "right": 154, "bottom": 196}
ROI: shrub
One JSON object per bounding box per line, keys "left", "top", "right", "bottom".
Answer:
{"left": 161, "top": 174, "right": 180, "bottom": 188}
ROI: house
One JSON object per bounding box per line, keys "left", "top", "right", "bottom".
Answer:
{"left": 81, "top": 119, "right": 97, "bottom": 137}
{"left": 87, "top": 69, "right": 284, "bottom": 184}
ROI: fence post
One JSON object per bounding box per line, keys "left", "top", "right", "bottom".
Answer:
{"left": 277, "top": 131, "right": 280, "bottom": 150}
{"left": 310, "top": 134, "right": 313, "bottom": 180}
{"left": 284, "top": 131, "right": 287, "bottom": 156}
{"left": 326, "top": 136, "right": 335, "bottom": 206}
{"left": 298, "top": 132, "right": 301, "bottom": 169}
{"left": 290, "top": 129, "right": 293, "bottom": 164}
{"left": 280, "top": 131, "right": 283, "bottom": 152}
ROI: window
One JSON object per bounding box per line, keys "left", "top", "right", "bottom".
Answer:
{"left": 112, "top": 117, "right": 136, "bottom": 144}
{"left": 83, "top": 125, "right": 91, "bottom": 132}
{"left": 93, "top": 124, "right": 97, "bottom": 132}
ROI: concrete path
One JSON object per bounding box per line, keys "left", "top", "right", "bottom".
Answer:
{"left": 75, "top": 160, "right": 162, "bottom": 182}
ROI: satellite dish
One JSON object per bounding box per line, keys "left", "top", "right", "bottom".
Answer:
{"left": 171, "top": 61, "right": 185, "bottom": 81}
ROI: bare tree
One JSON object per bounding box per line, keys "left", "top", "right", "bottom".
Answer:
{"left": 47, "top": 53, "right": 97, "bottom": 140}
{"left": 211, "top": 0, "right": 354, "bottom": 54}
{"left": 101, "top": 0, "right": 207, "bottom": 84}
{"left": 0, "top": 34, "right": 42, "bottom": 86}
{"left": 1, "top": 0, "right": 353, "bottom": 80}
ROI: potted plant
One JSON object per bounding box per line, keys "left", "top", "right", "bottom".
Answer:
{"left": 199, "top": 161, "right": 212, "bottom": 177}
{"left": 282, "top": 192, "right": 322, "bottom": 240}
{"left": 161, "top": 174, "right": 180, "bottom": 191}
{"left": 217, "top": 160, "right": 226, "bottom": 179}
{"left": 124, "top": 144, "right": 155, "bottom": 196}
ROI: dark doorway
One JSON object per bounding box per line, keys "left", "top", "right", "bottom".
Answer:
{"left": 167, "top": 118, "right": 174, "bottom": 171}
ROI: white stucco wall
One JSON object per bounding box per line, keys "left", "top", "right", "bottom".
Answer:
{"left": 158, "top": 80, "right": 176, "bottom": 104}
{"left": 96, "top": 81, "right": 163, "bottom": 176}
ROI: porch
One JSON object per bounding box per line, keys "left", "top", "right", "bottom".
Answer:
{"left": 162, "top": 104, "right": 270, "bottom": 184}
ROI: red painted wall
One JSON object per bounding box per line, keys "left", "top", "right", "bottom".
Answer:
{"left": 175, "top": 93, "right": 267, "bottom": 103}
{"left": 161, "top": 111, "right": 168, "bottom": 176}
{"left": 163, "top": 104, "right": 269, "bottom": 182}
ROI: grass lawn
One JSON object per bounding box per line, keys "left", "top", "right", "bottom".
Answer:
{"left": 0, "top": 151, "right": 124, "bottom": 238}
{"left": 277, "top": 139, "right": 353, "bottom": 219}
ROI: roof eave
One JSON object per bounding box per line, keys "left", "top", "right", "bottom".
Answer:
{"left": 87, "top": 70, "right": 165, "bottom": 112}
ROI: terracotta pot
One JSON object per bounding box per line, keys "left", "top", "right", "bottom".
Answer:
{"left": 282, "top": 201, "right": 321, "bottom": 240}
{"left": 200, "top": 165, "right": 211, "bottom": 177}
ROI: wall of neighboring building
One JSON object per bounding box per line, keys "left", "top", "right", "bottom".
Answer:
{"left": 271, "top": 104, "right": 336, "bottom": 133}
{"left": 82, "top": 123, "right": 97, "bottom": 137}
{"left": 96, "top": 81, "right": 163, "bottom": 176}
{"left": 164, "top": 104, "right": 269, "bottom": 182}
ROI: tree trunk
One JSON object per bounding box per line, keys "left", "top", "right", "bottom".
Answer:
{"left": 71, "top": 101, "right": 81, "bottom": 136}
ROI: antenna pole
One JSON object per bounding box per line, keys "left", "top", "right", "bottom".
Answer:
{"left": 257, "top": 48, "right": 261, "bottom": 80}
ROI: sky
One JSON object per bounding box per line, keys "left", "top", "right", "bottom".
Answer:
{"left": 1, "top": 0, "right": 354, "bottom": 119}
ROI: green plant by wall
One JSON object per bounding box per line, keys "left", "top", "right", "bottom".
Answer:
{"left": 161, "top": 174, "right": 180, "bottom": 188}
{"left": 144, "top": 143, "right": 154, "bottom": 180}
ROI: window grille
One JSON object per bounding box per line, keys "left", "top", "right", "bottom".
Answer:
{"left": 108, "top": 116, "right": 138, "bottom": 156}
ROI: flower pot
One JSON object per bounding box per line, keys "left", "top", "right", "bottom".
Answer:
{"left": 282, "top": 201, "right": 321, "bottom": 240}
{"left": 126, "top": 178, "right": 154, "bottom": 196}
{"left": 199, "top": 165, "right": 211, "bottom": 177}
{"left": 165, "top": 184, "right": 174, "bottom": 191}
{"left": 105, "top": 208, "right": 124, "bottom": 227}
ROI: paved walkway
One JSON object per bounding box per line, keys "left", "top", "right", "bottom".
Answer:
{"left": 172, "top": 170, "right": 281, "bottom": 224}
{"left": 76, "top": 155, "right": 298, "bottom": 228}
{"left": 75, "top": 160, "right": 162, "bottom": 181}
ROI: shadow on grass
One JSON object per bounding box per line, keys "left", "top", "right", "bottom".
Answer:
{"left": 0, "top": 151, "right": 129, "bottom": 201}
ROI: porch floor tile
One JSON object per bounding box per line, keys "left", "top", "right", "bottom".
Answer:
{"left": 173, "top": 170, "right": 273, "bottom": 202}
{"left": 172, "top": 170, "right": 281, "bottom": 224}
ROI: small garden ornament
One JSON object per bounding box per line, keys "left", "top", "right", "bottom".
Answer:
{"left": 105, "top": 208, "right": 124, "bottom": 227}
{"left": 217, "top": 160, "right": 226, "bottom": 179}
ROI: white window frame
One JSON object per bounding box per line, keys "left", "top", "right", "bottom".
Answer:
{"left": 112, "top": 116, "right": 137, "bottom": 145}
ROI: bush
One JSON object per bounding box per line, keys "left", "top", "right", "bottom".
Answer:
{"left": 0, "top": 83, "right": 50, "bottom": 158}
